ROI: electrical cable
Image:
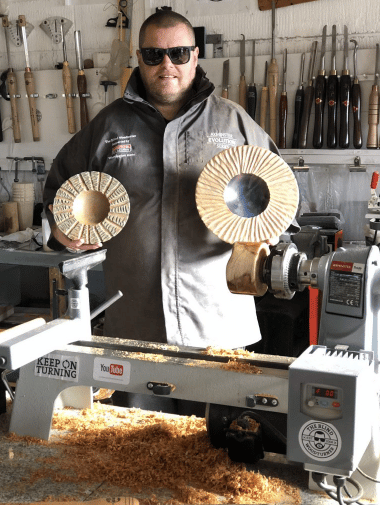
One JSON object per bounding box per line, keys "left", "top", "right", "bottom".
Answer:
{"left": 357, "top": 466, "right": 380, "bottom": 484}
{"left": 312, "top": 473, "right": 364, "bottom": 505}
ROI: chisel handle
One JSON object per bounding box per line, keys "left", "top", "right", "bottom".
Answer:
{"left": 352, "top": 81, "right": 362, "bottom": 149}
{"left": 292, "top": 88, "right": 304, "bottom": 148}
{"left": 259, "top": 86, "right": 268, "bottom": 131}
{"left": 247, "top": 83, "right": 257, "bottom": 120}
{"left": 239, "top": 75, "right": 247, "bottom": 110}
{"left": 367, "top": 84, "right": 379, "bottom": 149}
{"left": 7, "top": 70, "right": 21, "bottom": 143}
{"left": 326, "top": 73, "right": 338, "bottom": 148}
{"left": 298, "top": 84, "right": 314, "bottom": 149}
{"left": 313, "top": 74, "right": 326, "bottom": 148}
{"left": 77, "top": 70, "right": 89, "bottom": 129}
{"left": 62, "top": 61, "right": 76, "bottom": 134}
{"left": 24, "top": 67, "right": 40, "bottom": 141}
{"left": 268, "top": 58, "right": 279, "bottom": 142}
{"left": 278, "top": 91, "right": 287, "bottom": 148}
{"left": 221, "top": 88, "right": 228, "bottom": 99}
{"left": 339, "top": 73, "right": 351, "bottom": 148}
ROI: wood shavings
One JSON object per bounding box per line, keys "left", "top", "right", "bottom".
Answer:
{"left": 8, "top": 403, "right": 300, "bottom": 504}
{"left": 200, "top": 346, "right": 263, "bottom": 375}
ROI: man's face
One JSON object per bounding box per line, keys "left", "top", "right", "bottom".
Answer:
{"left": 137, "top": 23, "right": 199, "bottom": 107}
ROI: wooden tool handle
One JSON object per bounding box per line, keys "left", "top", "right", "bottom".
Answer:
{"left": 62, "top": 61, "right": 76, "bottom": 134}
{"left": 367, "top": 84, "right": 379, "bottom": 148}
{"left": 259, "top": 86, "right": 269, "bottom": 131}
{"left": 120, "top": 67, "right": 133, "bottom": 97}
{"left": 268, "top": 58, "right": 279, "bottom": 142}
{"left": 313, "top": 74, "right": 326, "bottom": 149}
{"left": 7, "top": 70, "right": 21, "bottom": 143}
{"left": 352, "top": 82, "right": 362, "bottom": 149}
{"left": 24, "top": 68, "right": 40, "bottom": 141}
{"left": 292, "top": 88, "right": 304, "bottom": 148}
{"left": 221, "top": 88, "right": 228, "bottom": 99}
{"left": 239, "top": 75, "right": 247, "bottom": 109}
{"left": 298, "top": 84, "right": 314, "bottom": 149}
{"left": 326, "top": 74, "right": 338, "bottom": 148}
{"left": 278, "top": 91, "right": 287, "bottom": 148}
{"left": 77, "top": 71, "right": 89, "bottom": 129}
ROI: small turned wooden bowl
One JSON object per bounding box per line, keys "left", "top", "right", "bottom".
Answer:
{"left": 53, "top": 171, "right": 130, "bottom": 244}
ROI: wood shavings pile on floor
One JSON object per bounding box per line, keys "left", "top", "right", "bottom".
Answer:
{"left": 7, "top": 403, "right": 300, "bottom": 504}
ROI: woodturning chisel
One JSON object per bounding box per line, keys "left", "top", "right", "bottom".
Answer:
{"left": 313, "top": 25, "right": 327, "bottom": 148}
{"left": 259, "top": 61, "right": 269, "bottom": 131}
{"left": 18, "top": 14, "right": 39, "bottom": 141}
{"left": 61, "top": 21, "right": 76, "bottom": 134}
{"left": 278, "top": 48, "right": 287, "bottom": 149}
{"left": 75, "top": 30, "right": 89, "bottom": 129}
{"left": 339, "top": 25, "right": 351, "bottom": 149}
{"left": 239, "top": 34, "right": 247, "bottom": 110}
{"left": 367, "top": 43, "right": 379, "bottom": 149}
{"left": 298, "top": 41, "right": 318, "bottom": 149}
{"left": 268, "top": 0, "right": 279, "bottom": 142}
{"left": 350, "top": 39, "right": 362, "bottom": 149}
{"left": 247, "top": 40, "right": 257, "bottom": 120}
{"left": 292, "top": 53, "right": 305, "bottom": 148}
{"left": 326, "top": 25, "right": 338, "bottom": 148}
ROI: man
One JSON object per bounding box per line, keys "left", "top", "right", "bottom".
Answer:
{"left": 44, "top": 10, "right": 278, "bottom": 352}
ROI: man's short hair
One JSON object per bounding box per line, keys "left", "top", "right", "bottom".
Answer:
{"left": 139, "top": 10, "right": 196, "bottom": 48}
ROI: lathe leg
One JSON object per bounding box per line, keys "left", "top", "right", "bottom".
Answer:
{"left": 9, "top": 361, "right": 91, "bottom": 440}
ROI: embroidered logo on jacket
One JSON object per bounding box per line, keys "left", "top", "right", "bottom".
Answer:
{"left": 207, "top": 132, "right": 238, "bottom": 150}
{"left": 105, "top": 135, "right": 136, "bottom": 159}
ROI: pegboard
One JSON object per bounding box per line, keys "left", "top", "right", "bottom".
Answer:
{"left": 258, "top": 0, "right": 319, "bottom": 10}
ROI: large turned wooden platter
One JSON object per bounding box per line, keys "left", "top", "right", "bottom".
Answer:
{"left": 196, "top": 145, "right": 299, "bottom": 243}
{"left": 53, "top": 171, "right": 130, "bottom": 244}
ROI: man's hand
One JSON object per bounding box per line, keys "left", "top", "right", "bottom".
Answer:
{"left": 48, "top": 204, "right": 102, "bottom": 252}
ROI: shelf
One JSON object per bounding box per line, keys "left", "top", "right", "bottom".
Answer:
{"left": 281, "top": 149, "right": 380, "bottom": 169}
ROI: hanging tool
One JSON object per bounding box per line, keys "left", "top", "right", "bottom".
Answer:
{"left": 313, "top": 25, "right": 327, "bottom": 149}
{"left": 61, "top": 21, "right": 76, "bottom": 134}
{"left": 101, "top": 2, "right": 129, "bottom": 85}
{"left": 299, "top": 41, "right": 318, "bottom": 149}
{"left": 367, "top": 44, "right": 379, "bottom": 149}
{"left": 260, "top": 61, "right": 269, "bottom": 131}
{"left": 222, "top": 59, "right": 229, "bottom": 99}
{"left": 119, "top": 0, "right": 134, "bottom": 96}
{"left": 247, "top": 40, "right": 257, "bottom": 120}
{"left": 339, "top": 25, "right": 351, "bottom": 149}
{"left": 350, "top": 39, "right": 362, "bottom": 149}
{"left": 239, "top": 34, "right": 247, "bottom": 110}
{"left": 292, "top": 53, "right": 305, "bottom": 148}
{"left": 268, "top": 0, "right": 279, "bottom": 142}
{"left": 74, "top": 30, "right": 89, "bottom": 129}
{"left": 18, "top": 15, "right": 39, "bottom": 142}
{"left": 40, "top": 17, "right": 72, "bottom": 44}
{"left": 326, "top": 25, "right": 338, "bottom": 148}
{"left": 100, "top": 80, "right": 117, "bottom": 106}
{"left": 1, "top": 16, "right": 16, "bottom": 143}
{"left": 278, "top": 48, "right": 287, "bottom": 148}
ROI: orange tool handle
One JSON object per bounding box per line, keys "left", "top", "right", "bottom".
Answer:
{"left": 371, "top": 171, "right": 379, "bottom": 189}
{"left": 24, "top": 67, "right": 40, "bottom": 141}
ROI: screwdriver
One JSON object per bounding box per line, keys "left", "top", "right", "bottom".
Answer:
{"left": 339, "top": 25, "right": 351, "bottom": 149}
{"left": 326, "top": 25, "right": 338, "bottom": 148}
{"left": 299, "top": 41, "right": 318, "bottom": 149}
{"left": 247, "top": 40, "right": 257, "bottom": 120}
{"left": 350, "top": 39, "right": 362, "bottom": 149}
{"left": 367, "top": 43, "right": 379, "bottom": 149}
{"left": 292, "top": 53, "right": 305, "bottom": 148}
{"left": 268, "top": 0, "right": 279, "bottom": 142}
{"left": 259, "top": 61, "right": 269, "bottom": 131}
{"left": 313, "top": 25, "right": 327, "bottom": 148}
{"left": 278, "top": 49, "right": 287, "bottom": 149}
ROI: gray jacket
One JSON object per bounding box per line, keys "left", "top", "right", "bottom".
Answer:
{"left": 44, "top": 66, "right": 279, "bottom": 348}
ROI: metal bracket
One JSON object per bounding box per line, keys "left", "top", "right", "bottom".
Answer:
{"left": 349, "top": 156, "right": 367, "bottom": 172}
{"left": 292, "top": 156, "right": 310, "bottom": 172}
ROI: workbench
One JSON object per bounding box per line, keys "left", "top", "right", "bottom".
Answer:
{"left": 0, "top": 400, "right": 340, "bottom": 505}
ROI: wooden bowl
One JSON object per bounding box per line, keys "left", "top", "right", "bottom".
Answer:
{"left": 53, "top": 171, "right": 130, "bottom": 244}
{"left": 196, "top": 145, "right": 299, "bottom": 243}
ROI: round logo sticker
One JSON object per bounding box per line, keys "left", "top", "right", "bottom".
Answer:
{"left": 299, "top": 420, "right": 342, "bottom": 461}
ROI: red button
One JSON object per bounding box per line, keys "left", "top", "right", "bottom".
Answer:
{"left": 332, "top": 402, "right": 340, "bottom": 408}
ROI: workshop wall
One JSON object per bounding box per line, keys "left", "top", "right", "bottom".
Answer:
{"left": 0, "top": 0, "right": 378, "bottom": 242}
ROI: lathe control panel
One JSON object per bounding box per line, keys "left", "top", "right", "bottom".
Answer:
{"left": 301, "top": 383, "right": 343, "bottom": 421}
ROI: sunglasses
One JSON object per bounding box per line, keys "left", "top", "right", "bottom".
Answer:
{"left": 140, "top": 46, "right": 195, "bottom": 66}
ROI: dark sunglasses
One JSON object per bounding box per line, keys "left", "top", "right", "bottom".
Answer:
{"left": 140, "top": 46, "right": 195, "bottom": 66}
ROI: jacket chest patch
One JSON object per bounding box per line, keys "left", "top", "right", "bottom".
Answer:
{"left": 105, "top": 135, "right": 136, "bottom": 160}
{"left": 206, "top": 132, "right": 238, "bottom": 150}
